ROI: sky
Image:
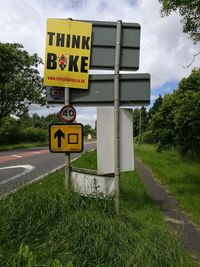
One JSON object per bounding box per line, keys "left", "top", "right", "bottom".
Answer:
{"left": 0, "top": 0, "right": 199, "bottom": 127}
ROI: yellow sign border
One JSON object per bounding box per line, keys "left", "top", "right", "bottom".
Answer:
{"left": 49, "top": 123, "right": 83, "bottom": 153}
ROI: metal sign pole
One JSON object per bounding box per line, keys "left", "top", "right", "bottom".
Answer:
{"left": 114, "top": 20, "right": 122, "bottom": 213}
{"left": 65, "top": 87, "right": 70, "bottom": 189}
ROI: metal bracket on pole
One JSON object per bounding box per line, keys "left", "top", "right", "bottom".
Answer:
{"left": 65, "top": 87, "right": 71, "bottom": 190}
{"left": 114, "top": 20, "right": 122, "bottom": 213}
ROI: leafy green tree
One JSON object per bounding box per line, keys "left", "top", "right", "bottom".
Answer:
{"left": 173, "top": 68, "right": 200, "bottom": 158}
{"left": 141, "top": 107, "right": 149, "bottom": 130}
{"left": 133, "top": 108, "right": 140, "bottom": 136}
{"left": 149, "top": 68, "right": 200, "bottom": 158}
{"left": 19, "top": 113, "right": 32, "bottom": 127}
{"left": 30, "top": 113, "right": 44, "bottom": 129}
{"left": 84, "top": 124, "right": 96, "bottom": 137}
{"left": 0, "top": 43, "right": 43, "bottom": 121}
{"left": 148, "top": 95, "right": 163, "bottom": 119}
{"left": 149, "top": 93, "right": 177, "bottom": 148}
{"left": 178, "top": 68, "right": 200, "bottom": 93}
{"left": 133, "top": 107, "right": 148, "bottom": 137}
{"left": 0, "top": 116, "right": 20, "bottom": 144}
{"left": 174, "top": 90, "right": 200, "bottom": 158}
{"left": 45, "top": 113, "right": 61, "bottom": 125}
{"left": 158, "top": 0, "right": 200, "bottom": 42}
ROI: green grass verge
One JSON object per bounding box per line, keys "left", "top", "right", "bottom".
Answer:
{"left": 135, "top": 144, "right": 200, "bottom": 227}
{"left": 0, "top": 142, "right": 48, "bottom": 152}
{"left": 72, "top": 150, "right": 97, "bottom": 170}
{"left": 0, "top": 150, "right": 196, "bottom": 266}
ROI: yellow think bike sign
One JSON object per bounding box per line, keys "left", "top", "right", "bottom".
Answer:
{"left": 44, "top": 19, "right": 92, "bottom": 89}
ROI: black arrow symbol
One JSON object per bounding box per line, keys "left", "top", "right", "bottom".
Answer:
{"left": 54, "top": 129, "right": 65, "bottom": 148}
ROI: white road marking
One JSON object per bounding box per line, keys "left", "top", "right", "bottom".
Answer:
{"left": 0, "top": 144, "right": 96, "bottom": 197}
{"left": 11, "top": 155, "right": 22, "bottom": 158}
{"left": 0, "top": 165, "right": 34, "bottom": 185}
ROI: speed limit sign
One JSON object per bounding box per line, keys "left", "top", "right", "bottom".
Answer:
{"left": 60, "top": 105, "right": 76, "bottom": 123}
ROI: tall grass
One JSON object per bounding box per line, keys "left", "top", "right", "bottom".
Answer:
{"left": 0, "top": 151, "right": 196, "bottom": 266}
{"left": 72, "top": 150, "right": 97, "bottom": 170}
{"left": 135, "top": 144, "right": 200, "bottom": 227}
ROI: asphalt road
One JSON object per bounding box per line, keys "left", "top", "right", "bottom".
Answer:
{"left": 0, "top": 142, "right": 96, "bottom": 197}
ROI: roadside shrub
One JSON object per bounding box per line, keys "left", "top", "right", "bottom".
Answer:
{"left": 135, "top": 131, "right": 158, "bottom": 144}
{"left": 0, "top": 117, "right": 48, "bottom": 145}
{"left": 141, "top": 130, "right": 158, "bottom": 144}
{"left": 0, "top": 117, "right": 20, "bottom": 144}
{"left": 19, "top": 127, "right": 47, "bottom": 142}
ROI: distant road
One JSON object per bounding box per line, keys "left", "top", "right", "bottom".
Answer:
{"left": 0, "top": 142, "right": 96, "bottom": 197}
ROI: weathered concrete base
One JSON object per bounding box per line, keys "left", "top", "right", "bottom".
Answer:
{"left": 71, "top": 168, "right": 115, "bottom": 198}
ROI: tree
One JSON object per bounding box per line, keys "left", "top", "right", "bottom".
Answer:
{"left": 0, "top": 116, "right": 20, "bottom": 144}
{"left": 178, "top": 68, "right": 200, "bottom": 93}
{"left": 174, "top": 68, "right": 200, "bottom": 158}
{"left": 158, "top": 0, "right": 200, "bottom": 43}
{"left": 149, "top": 68, "right": 200, "bottom": 158}
{"left": 133, "top": 108, "right": 140, "bottom": 136}
{"left": 133, "top": 107, "right": 148, "bottom": 137}
{"left": 45, "top": 113, "right": 61, "bottom": 125}
{"left": 84, "top": 124, "right": 96, "bottom": 137}
{"left": 174, "top": 90, "right": 200, "bottom": 158}
{"left": 149, "top": 93, "right": 177, "bottom": 148}
{"left": 148, "top": 95, "right": 163, "bottom": 119}
{"left": 0, "top": 43, "right": 43, "bottom": 121}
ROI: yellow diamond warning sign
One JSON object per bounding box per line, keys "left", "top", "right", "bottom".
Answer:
{"left": 49, "top": 124, "right": 83, "bottom": 153}
{"left": 44, "top": 19, "right": 92, "bottom": 89}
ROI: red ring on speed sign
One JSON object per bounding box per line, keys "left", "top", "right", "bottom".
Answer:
{"left": 60, "top": 105, "right": 76, "bottom": 122}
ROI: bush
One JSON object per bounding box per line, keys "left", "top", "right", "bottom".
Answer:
{"left": 142, "top": 131, "right": 158, "bottom": 144}
{"left": 19, "top": 127, "right": 47, "bottom": 143}
{"left": 0, "top": 117, "right": 20, "bottom": 144}
{"left": 135, "top": 131, "right": 158, "bottom": 144}
{"left": 0, "top": 117, "right": 48, "bottom": 145}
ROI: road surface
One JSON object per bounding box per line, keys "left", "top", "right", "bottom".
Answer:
{"left": 0, "top": 142, "right": 96, "bottom": 197}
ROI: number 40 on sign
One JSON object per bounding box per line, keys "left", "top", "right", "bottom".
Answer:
{"left": 60, "top": 105, "right": 76, "bottom": 123}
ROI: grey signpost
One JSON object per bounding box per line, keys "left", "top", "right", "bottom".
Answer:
{"left": 114, "top": 20, "right": 122, "bottom": 213}
{"left": 64, "top": 18, "right": 71, "bottom": 190}
{"left": 46, "top": 19, "right": 150, "bottom": 213}
{"left": 64, "top": 88, "right": 70, "bottom": 189}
